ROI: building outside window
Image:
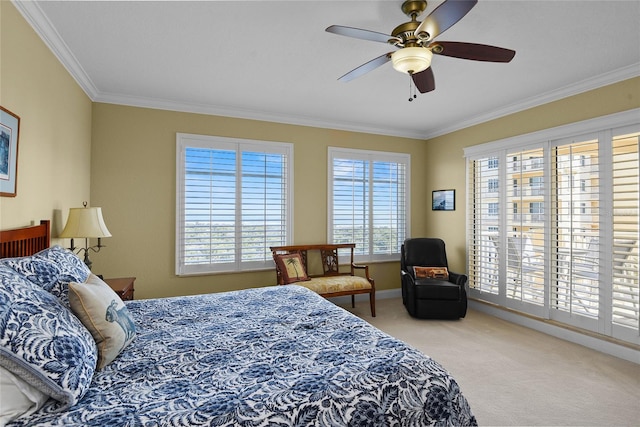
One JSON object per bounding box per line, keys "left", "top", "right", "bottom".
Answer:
{"left": 530, "top": 202, "right": 544, "bottom": 222}
{"left": 488, "top": 202, "right": 499, "bottom": 216}
{"left": 488, "top": 178, "right": 499, "bottom": 193}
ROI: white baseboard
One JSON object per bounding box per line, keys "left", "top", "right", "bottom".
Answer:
{"left": 469, "top": 300, "right": 640, "bottom": 364}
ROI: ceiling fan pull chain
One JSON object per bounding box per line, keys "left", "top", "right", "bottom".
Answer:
{"left": 413, "top": 78, "right": 417, "bottom": 100}
{"left": 408, "top": 74, "right": 417, "bottom": 102}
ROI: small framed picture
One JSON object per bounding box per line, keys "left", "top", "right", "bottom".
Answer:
{"left": 0, "top": 106, "right": 20, "bottom": 197}
{"left": 432, "top": 189, "right": 455, "bottom": 211}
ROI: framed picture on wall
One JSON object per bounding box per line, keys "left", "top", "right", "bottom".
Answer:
{"left": 432, "top": 189, "right": 455, "bottom": 211}
{"left": 0, "top": 106, "right": 20, "bottom": 197}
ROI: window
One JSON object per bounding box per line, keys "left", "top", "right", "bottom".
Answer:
{"left": 580, "top": 179, "right": 587, "bottom": 192}
{"left": 529, "top": 176, "right": 544, "bottom": 195}
{"left": 176, "top": 133, "right": 293, "bottom": 275}
{"left": 328, "top": 148, "right": 409, "bottom": 262}
{"left": 465, "top": 110, "right": 639, "bottom": 345}
{"left": 488, "top": 178, "right": 499, "bottom": 192}
{"left": 488, "top": 157, "right": 499, "bottom": 169}
{"left": 530, "top": 156, "right": 544, "bottom": 170}
{"left": 529, "top": 202, "right": 544, "bottom": 221}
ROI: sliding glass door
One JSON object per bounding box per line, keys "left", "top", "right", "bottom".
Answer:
{"left": 465, "top": 112, "right": 639, "bottom": 345}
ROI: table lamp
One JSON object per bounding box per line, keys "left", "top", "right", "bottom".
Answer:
{"left": 59, "top": 202, "right": 111, "bottom": 270}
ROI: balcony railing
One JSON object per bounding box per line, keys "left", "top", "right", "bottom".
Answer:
{"left": 512, "top": 187, "right": 545, "bottom": 197}
{"left": 510, "top": 213, "right": 545, "bottom": 223}
{"left": 510, "top": 158, "right": 544, "bottom": 172}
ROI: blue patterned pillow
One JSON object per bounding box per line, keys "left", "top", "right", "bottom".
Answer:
{"left": 0, "top": 265, "right": 97, "bottom": 409}
{"left": 0, "top": 246, "right": 90, "bottom": 307}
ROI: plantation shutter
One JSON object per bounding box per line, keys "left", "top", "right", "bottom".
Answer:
{"left": 331, "top": 157, "right": 369, "bottom": 254}
{"left": 328, "top": 148, "right": 409, "bottom": 261}
{"left": 550, "top": 137, "right": 601, "bottom": 327}
{"left": 611, "top": 129, "right": 639, "bottom": 337}
{"left": 372, "top": 161, "right": 407, "bottom": 255}
{"left": 467, "top": 157, "right": 500, "bottom": 296}
{"left": 505, "top": 148, "right": 546, "bottom": 307}
{"left": 183, "top": 146, "right": 236, "bottom": 266}
{"left": 240, "top": 149, "right": 289, "bottom": 263}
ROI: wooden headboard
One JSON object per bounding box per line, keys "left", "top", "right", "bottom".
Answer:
{"left": 0, "top": 220, "right": 51, "bottom": 258}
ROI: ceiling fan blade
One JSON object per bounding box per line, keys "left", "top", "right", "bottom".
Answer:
{"left": 338, "top": 53, "right": 392, "bottom": 82}
{"left": 432, "top": 41, "right": 515, "bottom": 62}
{"left": 412, "top": 67, "right": 435, "bottom": 93}
{"left": 326, "top": 25, "right": 396, "bottom": 44}
{"left": 414, "top": 0, "right": 477, "bottom": 42}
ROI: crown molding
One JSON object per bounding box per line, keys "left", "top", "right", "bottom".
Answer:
{"left": 422, "top": 64, "right": 640, "bottom": 140}
{"left": 94, "top": 92, "right": 428, "bottom": 140}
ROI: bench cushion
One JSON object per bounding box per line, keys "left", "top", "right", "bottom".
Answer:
{"left": 291, "top": 276, "right": 372, "bottom": 294}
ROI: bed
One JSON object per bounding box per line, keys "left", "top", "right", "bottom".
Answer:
{"left": 0, "top": 220, "right": 476, "bottom": 426}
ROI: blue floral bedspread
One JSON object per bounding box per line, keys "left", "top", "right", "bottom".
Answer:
{"left": 11, "top": 285, "right": 476, "bottom": 426}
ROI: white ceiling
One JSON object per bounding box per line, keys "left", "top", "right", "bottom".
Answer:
{"left": 14, "top": 0, "right": 640, "bottom": 139}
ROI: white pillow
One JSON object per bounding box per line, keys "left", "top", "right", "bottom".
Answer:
{"left": 0, "top": 366, "right": 48, "bottom": 426}
{"left": 69, "top": 274, "right": 136, "bottom": 369}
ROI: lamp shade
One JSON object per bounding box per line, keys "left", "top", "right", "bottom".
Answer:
{"left": 59, "top": 207, "right": 112, "bottom": 238}
{"left": 391, "top": 47, "right": 433, "bottom": 74}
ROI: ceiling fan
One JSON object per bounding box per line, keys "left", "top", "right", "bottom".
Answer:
{"left": 326, "top": 0, "right": 515, "bottom": 95}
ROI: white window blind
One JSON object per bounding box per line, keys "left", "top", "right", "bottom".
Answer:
{"left": 328, "top": 148, "right": 409, "bottom": 262}
{"left": 467, "top": 157, "right": 500, "bottom": 296}
{"left": 176, "top": 134, "right": 292, "bottom": 275}
{"left": 550, "top": 138, "right": 601, "bottom": 327}
{"left": 506, "top": 148, "right": 545, "bottom": 308}
{"left": 611, "top": 130, "right": 639, "bottom": 339}
{"left": 331, "top": 156, "right": 369, "bottom": 253}
{"left": 464, "top": 109, "right": 639, "bottom": 346}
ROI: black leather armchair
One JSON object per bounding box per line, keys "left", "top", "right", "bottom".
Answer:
{"left": 401, "top": 238, "right": 468, "bottom": 319}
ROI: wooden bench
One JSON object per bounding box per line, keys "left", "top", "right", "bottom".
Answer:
{"left": 270, "top": 243, "right": 376, "bottom": 317}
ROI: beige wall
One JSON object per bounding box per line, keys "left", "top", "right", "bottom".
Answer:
{"left": 90, "top": 104, "right": 427, "bottom": 298}
{"left": 424, "top": 77, "right": 640, "bottom": 273}
{"left": 0, "top": 2, "right": 92, "bottom": 234}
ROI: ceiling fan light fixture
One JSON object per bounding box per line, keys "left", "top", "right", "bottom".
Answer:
{"left": 391, "top": 47, "right": 433, "bottom": 75}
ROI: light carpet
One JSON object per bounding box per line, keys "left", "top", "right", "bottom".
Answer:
{"left": 339, "top": 297, "right": 640, "bottom": 427}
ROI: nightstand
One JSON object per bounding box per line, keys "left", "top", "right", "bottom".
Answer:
{"left": 104, "top": 277, "right": 136, "bottom": 301}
